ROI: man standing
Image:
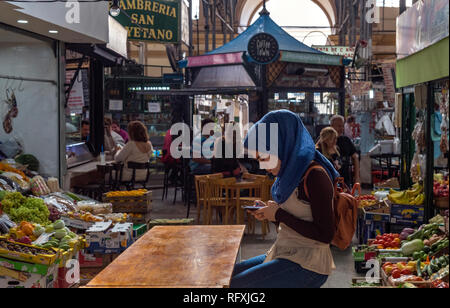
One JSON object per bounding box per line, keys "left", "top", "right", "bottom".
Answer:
{"left": 330, "top": 115, "right": 360, "bottom": 186}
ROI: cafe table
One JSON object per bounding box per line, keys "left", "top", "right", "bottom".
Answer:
{"left": 85, "top": 225, "right": 246, "bottom": 288}
{"left": 232, "top": 179, "right": 266, "bottom": 225}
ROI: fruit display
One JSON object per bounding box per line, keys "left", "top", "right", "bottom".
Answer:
{"left": 433, "top": 180, "right": 449, "bottom": 198}
{"left": 35, "top": 220, "right": 79, "bottom": 252}
{"left": 357, "top": 195, "right": 378, "bottom": 208}
{"left": 1, "top": 192, "right": 49, "bottom": 225}
{"left": 382, "top": 260, "right": 417, "bottom": 277}
{"left": 0, "top": 238, "right": 55, "bottom": 256}
{"left": 65, "top": 211, "right": 103, "bottom": 223}
{"left": 105, "top": 189, "right": 148, "bottom": 198}
{"left": 418, "top": 256, "right": 449, "bottom": 280}
{"left": 370, "top": 233, "right": 402, "bottom": 250}
{"left": 388, "top": 182, "right": 425, "bottom": 205}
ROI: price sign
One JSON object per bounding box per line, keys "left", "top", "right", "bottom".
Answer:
{"left": 247, "top": 33, "right": 279, "bottom": 64}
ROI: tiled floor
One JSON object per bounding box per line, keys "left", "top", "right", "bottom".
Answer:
{"left": 150, "top": 186, "right": 358, "bottom": 288}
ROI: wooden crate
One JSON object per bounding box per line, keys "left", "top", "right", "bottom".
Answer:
{"left": 435, "top": 197, "right": 449, "bottom": 209}
{"left": 128, "top": 212, "right": 152, "bottom": 225}
{"left": 103, "top": 191, "right": 152, "bottom": 214}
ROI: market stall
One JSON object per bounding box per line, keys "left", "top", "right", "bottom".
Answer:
{"left": 0, "top": 159, "right": 158, "bottom": 288}
{"left": 177, "top": 7, "right": 345, "bottom": 138}
{"left": 396, "top": 0, "right": 449, "bottom": 222}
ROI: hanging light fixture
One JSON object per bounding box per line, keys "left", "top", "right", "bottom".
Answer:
{"left": 110, "top": 0, "right": 120, "bottom": 17}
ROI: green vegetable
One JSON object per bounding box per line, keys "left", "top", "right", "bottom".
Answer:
{"left": 401, "top": 239, "right": 425, "bottom": 256}
{"left": 412, "top": 251, "right": 422, "bottom": 260}
{"left": 53, "top": 220, "right": 65, "bottom": 230}
{"left": 15, "top": 154, "right": 39, "bottom": 172}
{"left": 407, "top": 230, "right": 424, "bottom": 241}
{"left": 427, "top": 265, "right": 433, "bottom": 276}
{"left": 54, "top": 229, "right": 67, "bottom": 240}
{"left": 45, "top": 224, "right": 54, "bottom": 233}
{"left": 423, "top": 246, "right": 431, "bottom": 254}
{"left": 33, "top": 225, "right": 45, "bottom": 237}
{"left": 0, "top": 190, "right": 7, "bottom": 201}
{"left": 63, "top": 192, "right": 82, "bottom": 202}
{"left": 416, "top": 260, "right": 422, "bottom": 277}
{"left": 1, "top": 192, "right": 50, "bottom": 225}
{"left": 58, "top": 244, "right": 70, "bottom": 251}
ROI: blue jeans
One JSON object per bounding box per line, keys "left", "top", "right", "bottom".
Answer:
{"left": 230, "top": 255, "right": 328, "bottom": 288}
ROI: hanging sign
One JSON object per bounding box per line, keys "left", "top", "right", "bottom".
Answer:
{"left": 66, "top": 70, "right": 85, "bottom": 114}
{"left": 112, "top": 0, "right": 180, "bottom": 43}
{"left": 247, "top": 33, "right": 279, "bottom": 64}
{"left": 148, "top": 102, "right": 161, "bottom": 113}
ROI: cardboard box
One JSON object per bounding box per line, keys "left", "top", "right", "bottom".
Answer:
{"left": 85, "top": 222, "right": 133, "bottom": 254}
{"left": 61, "top": 216, "right": 95, "bottom": 230}
{"left": 0, "top": 257, "right": 53, "bottom": 276}
{"left": 78, "top": 251, "right": 105, "bottom": 268}
{"left": 390, "top": 203, "right": 424, "bottom": 226}
{"left": 0, "top": 264, "right": 58, "bottom": 288}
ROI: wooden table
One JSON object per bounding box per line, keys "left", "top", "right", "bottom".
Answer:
{"left": 85, "top": 225, "right": 245, "bottom": 288}
{"left": 232, "top": 180, "right": 264, "bottom": 225}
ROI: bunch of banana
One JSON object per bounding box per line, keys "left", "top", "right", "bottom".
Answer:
{"left": 388, "top": 183, "right": 425, "bottom": 205}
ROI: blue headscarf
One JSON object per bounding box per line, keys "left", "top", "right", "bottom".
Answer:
{"left": 244, "top": 110, "right": 339, "bottom": 204}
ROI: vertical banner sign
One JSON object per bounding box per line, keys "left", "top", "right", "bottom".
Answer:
{"left": 66, "top": 70, "right": 85, "bottom": 114}
{"left": 112, "top": 0, "right": 180, "bottom": 43}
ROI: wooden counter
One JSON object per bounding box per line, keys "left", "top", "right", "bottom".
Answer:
{"left": 85, "top": 225, "right": 246, "bottom": 288}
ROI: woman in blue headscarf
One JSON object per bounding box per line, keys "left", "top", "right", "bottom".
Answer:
{"left": 230, "top": 110, "right": 339, "bottom": 288}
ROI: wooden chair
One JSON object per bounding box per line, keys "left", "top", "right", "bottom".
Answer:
{"left": 208, "top": 177, "right": 237, "bottom": 225}
{"left": 121, "top": 161, "right": 151, "bottom": 190}
{"left": 240, "top": 176, "right": 274, "bottom": 237}
{"left": 194, "top": 173, "right": 224, "bottom": 224}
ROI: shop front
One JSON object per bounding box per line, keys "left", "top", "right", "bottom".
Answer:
{"left": 396, "top": 0, "right": 449, "bottom": 221}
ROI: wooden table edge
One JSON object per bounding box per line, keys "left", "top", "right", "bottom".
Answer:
{"left": 86, "top": 225, "right": 246, "bottom": 289}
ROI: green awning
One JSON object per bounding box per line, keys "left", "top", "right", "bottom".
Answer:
{"left": 396, "top": 37, "right": 449, "bottom": 88}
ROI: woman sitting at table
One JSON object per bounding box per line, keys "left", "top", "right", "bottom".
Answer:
{"left": 230, "top": 110, "right": 339, "bottom": 288}
{"left": 114, "top": 121, "right": 154, "bottom": 182}
{"left": 316, "top": 127, "right": 342, "bottom": 173}
{"left": 211, "top": 133, "right": 242, "bottom": 178}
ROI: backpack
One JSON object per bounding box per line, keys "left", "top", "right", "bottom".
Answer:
{"left": 302, "top": 165, "right": 359, "bottom": 251}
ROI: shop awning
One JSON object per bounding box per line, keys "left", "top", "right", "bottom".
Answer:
{"left": 66, "top": 43, "right": 127, "bottom": 67}
{"left": 179, "top": 52, "right": 244, "bottom": 69}
{"left": 180, "top": 12, "right": 342, "bottom": 69}
{"left": 191, "top": 65, "right": 256, "bottom": 89}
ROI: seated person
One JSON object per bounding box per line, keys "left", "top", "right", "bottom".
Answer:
{"left": 189, "top": 119, "right": 216, "bottom": 175}
{"left": 114, "top": 121, "right": 154, "bottom": 182}
{"left": 105, "top": 117, "right": 125, "bottom": 147}
{"left": 212, "top": 135, "right": 242, "bottom": 178}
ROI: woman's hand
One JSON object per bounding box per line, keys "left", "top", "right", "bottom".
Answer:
{"left": 249, "top": 200, "right": 280, "bottom": 222}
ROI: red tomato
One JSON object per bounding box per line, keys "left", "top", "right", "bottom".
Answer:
{"left": 392, "top": 233, "right": 400, "bottom": 239}
{"left": 376, "top": 235, "right": 382, "bottom": 240}
{"left": 401, "top": 269, "right": 412, "bottom": 276}
{"left": 391, "top": 269, "right": 402, "bottom": 279}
